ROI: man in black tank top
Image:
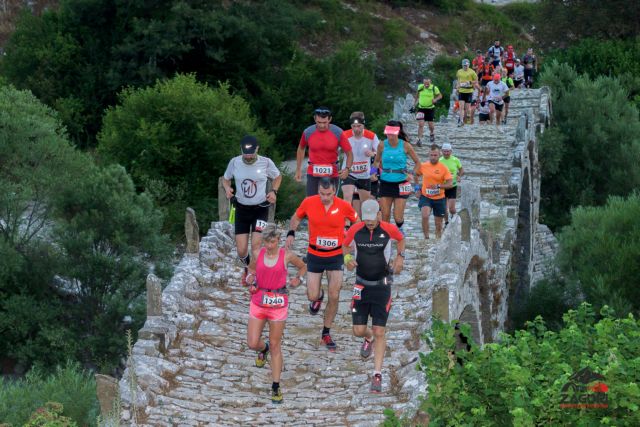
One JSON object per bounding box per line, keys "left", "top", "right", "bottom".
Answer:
{"left": 342, "top": 199, "right": 406, "bottom": 394}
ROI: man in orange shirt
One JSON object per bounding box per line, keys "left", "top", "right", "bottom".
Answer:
{"left": 415, "top": 145, "right": 453, "bottom": 239}
{"left": 286, "top": 178, "right": 358, "bottom": 351}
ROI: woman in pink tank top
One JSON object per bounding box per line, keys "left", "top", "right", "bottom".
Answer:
{"left": 245, "top": 224, "right": 306, "bottom": 404}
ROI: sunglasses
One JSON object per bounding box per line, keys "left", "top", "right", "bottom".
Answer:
{"left": 314, "top": 108, "right": 332, "bottom": 117}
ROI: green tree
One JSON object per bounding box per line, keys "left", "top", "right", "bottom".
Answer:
{"left": 404, "top": 304, "right": 640, "bottom": 426}
{"left": 558, "top": 193, "right": 640, "bottom": 317}
{"left": 538, "top": 61, "right": 640, "bottom": 229}
{"left": 0, "top": 85, "right": 171, "bottom": 371}
{"left": 98, "top": 74, "right": 272, "bottom": 234}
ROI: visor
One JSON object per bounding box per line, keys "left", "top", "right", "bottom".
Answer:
{"left": 384, "top": 125, "right": 400, "bottom": 135}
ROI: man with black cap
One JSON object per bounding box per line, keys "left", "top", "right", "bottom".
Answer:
{"left": 223, "top": 135, "right": 282, "bottom": 285}
{"left": 295, "top": 107, "right": 353, "bottom": 196}
{"left": 343, "top": 199, "right": 405, "bottom": 393}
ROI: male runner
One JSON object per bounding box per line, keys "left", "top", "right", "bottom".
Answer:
{"left": 439, "top": 143, "right": 464, "bottom": 226}
{"left": 415, "top": 144, "right": 453, "bottom": 240}
{"left": 286, "top": 178, "right": 358, "bottom": 351}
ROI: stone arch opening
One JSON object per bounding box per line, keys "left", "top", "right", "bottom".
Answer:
{"left": 508, "top": 167, "right": 532, "bottom": 322}
{"left": 463, "top": 256, "right": 491, "bottom": 345}
{"left": 458, "top": 304, "right": 482, "bottom": 345}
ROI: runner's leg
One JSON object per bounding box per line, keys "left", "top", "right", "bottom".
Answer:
{"left": 268, "top": 320, "right": 285, "bottom": 383}
{"left": 324, "top": 269, "right": 344, "bottom": 329}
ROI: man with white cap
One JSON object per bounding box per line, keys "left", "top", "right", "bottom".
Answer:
{"left": 223, "top": 135, "right": 282, "bottom": 284}
{"left": 439, "top": 143, "right": 464, "bottom": 226}
{"left": 455, "top": 59, "right": 479, "bottom": 127}
{"left": 343, "top": 199, "right": 405, "bottom": 393}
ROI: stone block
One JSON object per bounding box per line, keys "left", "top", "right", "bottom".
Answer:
{"left": 432, "top": 287, "right": 449, "bottom": 321}
{"left": 95, "top": 374, "right": 118, "bottom": 416}
{"left": 146, "top": 273, "right": 162, "bottom": 317}
{"left": 185, "top": 207, "right": 200, "bottom": 254}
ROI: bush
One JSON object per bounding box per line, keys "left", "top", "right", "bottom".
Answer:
{"left": 405, "top": 303, "right": 640, "bottom": 426}
{"left": 558, "top": 193, "right": 640, "bottom": 317}
{"left": 0, "top": 362, "right": 98, "bottom": 426}
{"left": 98, "top": 74, "right": 272, "bottom": 235}
{"left": 274, "top": 170, "right": 306, "bottom": 221}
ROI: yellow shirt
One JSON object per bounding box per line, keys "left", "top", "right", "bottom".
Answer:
{"left": 456, "top": 69, "right": 477, "bottom": 94}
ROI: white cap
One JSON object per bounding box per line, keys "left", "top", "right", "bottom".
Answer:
{"left": 442, "top": 143, "right": 452, "bottom": 150}
{"left": 361, "top": 199, "right": 380, "bottom": 221}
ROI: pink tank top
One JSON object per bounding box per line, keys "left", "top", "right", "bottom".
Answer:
{"left": 251, "top": 248, "right": 288, "bottom": 306}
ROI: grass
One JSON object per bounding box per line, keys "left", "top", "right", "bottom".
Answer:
{"left": 0, "top": 361, "right": 99, "bottom": 426}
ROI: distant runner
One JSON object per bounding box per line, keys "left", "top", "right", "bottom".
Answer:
{"left": 439, "top": 143, "right": 464, "bottom": 226}
{"left": 412, "top": 76, "right": 443, "bottom": 145}
{"left": 343, "top": 199, "right": 405, "bottom": 393}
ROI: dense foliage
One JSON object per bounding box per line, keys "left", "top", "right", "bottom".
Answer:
{"left": 391, "top": 304, "right": 640, "bottom": 426}
{"left": 0, "top": 85, "right": 171, "bottom": 372}
{"left": 538, "top": 61, "right": 640, "bottom": 229}
{"left": 0, "top": 362, "right": 98, "bottom": 426}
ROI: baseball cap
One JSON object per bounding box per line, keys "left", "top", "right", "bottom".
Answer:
{"left": 462, "top": 59, "right": 470, "bottom": 66}
{"left": 361, "top": 199, "right": 380, "bottom": 221}
{"left": 493, "top": 73, "right": 501, "bottom": 80}
{"left": 442, "top": 143, "right": 452, "bottom": 150}
{"left": 240, "top": 135, "right": 258, "bottom": 154}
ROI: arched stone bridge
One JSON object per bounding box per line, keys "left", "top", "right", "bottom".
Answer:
{"left": 107, "top": 88, "right": 554, "bottom": 426}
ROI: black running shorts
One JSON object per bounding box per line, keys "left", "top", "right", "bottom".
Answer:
{"left": 351, "top": 282, "right": 392, "bottom": 327}
{"left": 306, "top": 252, "right": 343, "bottom": 273}
{"left": 342, "top": 175, "right": 371, "bottom": 191}
{"left": 235, "top": 202, "right": 269, "bottom": 235}
{"left": 444, "top": 186, "right": 458, "bottom": 200}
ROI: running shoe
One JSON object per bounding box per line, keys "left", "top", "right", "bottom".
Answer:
{"left": 271, "top": 388, "right": 283, "bottom": 404}
{"left": 416, "top": 138, "right": 422, "bottom": 147}
{"left": 360, "top": 338, "right": 374, "bottom": 359}
{"left": 309, "top": 290, "right": 324, "bottom": 315}
{"left": 430, "top": 134, "right": 435, "bottom": 143}
{"left": 322, "top": 334, "right": 337, "bottom": 352}
{"left": 370, "top": 373, "right": 382, "bottom": 393}
{"left": 255, "top": 341, "right": 269, "bottom": 368}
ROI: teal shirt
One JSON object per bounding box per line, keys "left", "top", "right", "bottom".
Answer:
{"left": 381, "top": 139, "right": 407, "bottom": 182}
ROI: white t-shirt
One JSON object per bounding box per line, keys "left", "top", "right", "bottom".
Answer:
{"left": 223, "top": 155, "right": 280, "bottom": 205}
{"left": 477, "top": 101, "right": 491, "bottom": 115}
{"left": 486, "top": 81, "right": 510, "bottom": 105}
{"left": 514, "top": 65, "right": 525, "bottom": 81}
{"left": 341, "top": 129, "right": 379, "bottom": 179}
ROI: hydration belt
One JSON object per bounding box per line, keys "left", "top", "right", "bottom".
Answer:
{"left": 381, "top": 168, "right": 407, "bottom": 174}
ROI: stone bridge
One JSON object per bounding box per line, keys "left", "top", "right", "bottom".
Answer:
{"left": 109, "top": 88, "right": 555, "bottom": 426}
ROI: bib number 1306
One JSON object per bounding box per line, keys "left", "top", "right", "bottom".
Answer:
{"left": 316, "top": 236, "right": 338, "bottom": 249}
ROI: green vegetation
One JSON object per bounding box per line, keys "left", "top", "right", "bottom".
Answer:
{"left": 0, "top": 85, "right": 171, "bottom": 372}
{"left": 538, "top": 61, "right": 640, "bottom": 229}
{"left": 0, "top": 362, "right": 98, "bottom": 426}
{"left": 388, "top": 303, "right": 640, "bottom": 426}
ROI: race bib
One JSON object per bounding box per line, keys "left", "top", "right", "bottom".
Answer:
{"left": 425, "top": 187, "right": 440, "bottom": 196}
{"left": 312, "top": 164, "right": 333, "bottom": 177}
{"left": 255, "top": 219, "right": 267, "bottom": 231}
{"left": 260, "top": 291, "right": 287, "bottom": 308}
{"left": 461, "top": 81, "right": 472, "bottom": 88}
{"left": 316, "top": 236, "right": 339, "bottom": 249}
{"left": 399, "top": 181, "right": 413, "bottom": 196}
{"left": 351, "top": 161, "right": 368, "bottom": 173}
{"left": 416, "top": 112, "right": 425, "bottom": 120}
{"left": 352, "top": 284, "right": 364, "bottom": 301}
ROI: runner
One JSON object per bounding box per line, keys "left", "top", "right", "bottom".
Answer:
{"left": 455, "top": 59, "right": 479, "bottom": 127}
{"left": 341, "top": 111, "right": 379, "bottom": 219}
{"left": 472, "top": 49, "right": 485, "bottom": 75}
{"left": 479, "top": 59, "right": 495, "bottom": 88}
{"left": 467, "top": 88, "right": 479, "bottom": 125}
{"left": 477, "top": 92, "right": 491, "bottom": 125}
{"left": 439, "top": 143, "right": 464, "bottom": 226}
{"left": 522, "top": 48, "right": 537, "bottom": 88}
{"left": 486, "top": 73, "right": 510, "bottom": 131}
{"left": 487, "top": 40, "right": 504, "bottom": 68}
{"left": 513, "top": 58, "right": 525, "bottom": 88}
{"left": 295, "top": 107, "right": 353, "bottom": 196}
{"left": 343, "top": 199, "right": 405, "bottom": 393}
{"left": 503, "top": 45, "right": 517, "bottom": 76}
{"left": 412, "top": 76, "right": 443, "bottom": 145}
{"left": 373, "top": 120, "right": 421, "bottom": 234}
{"left": 246, "top": 224, "right": 306, "bottom": 404}
{"left": 223, "top": 135, "right": 282, "bottom": 285}
{"left": 286, "top": 178, "right": 358, "bottom": 351}
{"left": 501, "top": 68, "right": 515, "bottom": 124}
{"left": 414, "top": 144, "right": 453, "bottom": 240}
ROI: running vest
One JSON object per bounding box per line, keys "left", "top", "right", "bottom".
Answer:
{"left": 251, "top": 248, "right": 288, "bottom": 307}
{"left": 481, "top": 63, "right": 494, "bottom": 80}
{"left": 380, "top": 139, "right": 407, "bottom": 183}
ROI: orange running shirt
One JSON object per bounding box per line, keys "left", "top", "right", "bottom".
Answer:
{"left": 419, "top": 161, "right": 452, "bottom": 200}
{"left": 295, "top": 195, "right": 358, "bottom": 257}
